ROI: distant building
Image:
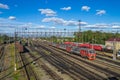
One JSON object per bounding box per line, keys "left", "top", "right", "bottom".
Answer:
{"left": 105, "top": 38, "right": 120, "bottom": 51}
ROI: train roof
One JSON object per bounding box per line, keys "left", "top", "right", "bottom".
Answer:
{"left": 106, "top": 38, "right": 120, "bottom": 42}
{"left": 74, "top": 47, "right": 95, "bottom": 51}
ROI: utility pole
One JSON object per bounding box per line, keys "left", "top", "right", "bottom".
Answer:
{"left": 64, "top": 28, "right": 66, "bottom": 42}
{"left": 78, "top": 20, "right": 81, "bottom": 42}
{"left": 14, "top": 31, "right": 17, "bottom": 71}
{"left": 78, "top": 20, "right": 81, "bottom": 32}
{"left": 113, "top": 35, "right": 117, "bottom": 60}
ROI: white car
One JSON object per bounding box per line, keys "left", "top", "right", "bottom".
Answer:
{"left": 117, "top": 51, "right": 120, "bottom": 57}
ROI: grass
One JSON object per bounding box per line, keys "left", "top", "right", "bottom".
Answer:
{"left": 32, "top": 51, "right": 38, "bottom": 55}
{"left": 42, "top": 49, "right": 51, "bottom": 55}
{"left": 10, "top": 44, "right": 15, "bottom": 67}
{"left": 9, "top": 43, "right": 25, "bottom": 80}
{"left": 13, "top": 72, "right": 19, "bottom": 80}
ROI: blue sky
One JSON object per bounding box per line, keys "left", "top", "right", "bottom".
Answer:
{"left": 0, "top": 0, "right": 120, "bottom": 33}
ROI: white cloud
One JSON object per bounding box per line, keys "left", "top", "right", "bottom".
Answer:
{"left": 42, "top": 17, "right": 64, "bottom": 24}
{"left": 96, "top": 10, "right": 106, "bottom": 16}
{"left": 84, "top": 23, "right": 109, "bottom": 29}
{"left": 19, "top": 23, "right": 46, "bottom": 29}
{"left": 0, "top": 3, "right": 9, "bottom": 9}
{"left": 0, "top": 18, "right": 47, "bottom": 33}
{"left": 81, "top": 6, "right": 90, "bottom": 11}
{"left": 38, "top": 8, "right": 56, "bottom": 16}
{"left": 0, "top": 18, "right": 22, "bottom": 28}
{"left": 50, "top": 26, "right": 56, "bottom": 29}
{"left": 112, "top": 26, "right": 120, "bottom": 29}
{"left": 36, "top": 25, "right": 45, "bottom": 28}
{"left": 60, "top": 6, "right": 71, "bottom": 11}
{"left": 8, "top": 16, "right": 16, "bottom": 20}
{"left": 42, "top": 17, "right": 87, "bottom": 26}
{"left": 0, "top": 18, "right": 24, "bottom": 33}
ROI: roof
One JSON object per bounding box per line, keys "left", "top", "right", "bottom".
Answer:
{"left": 106, "top": 38, "right": 120, "bottom": 42}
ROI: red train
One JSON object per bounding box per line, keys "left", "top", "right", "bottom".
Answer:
{"left": 71, "top": 47, "right": 96, "bottom": 60}
{"left": 78, "top": 43, "right": 104, "bottom": 51}
{"left": 50, "top": 42, "right": 96, "bottom": 60}
{"left": 78, "top": 43, "right": 113, "bottom": 53}
{"left": 65, "top": 41, "right": 114, "bottom": 53}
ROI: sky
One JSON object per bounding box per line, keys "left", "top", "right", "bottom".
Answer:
{"left": 0, "top": 0, "right": 120, "bottom": 33}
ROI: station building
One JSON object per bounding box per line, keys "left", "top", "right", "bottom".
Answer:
{"left": 105, "top": 38, "right": 120, "bottom": 51}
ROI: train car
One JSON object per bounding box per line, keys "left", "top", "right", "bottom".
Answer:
{"left": 90, "top": 44, "right": 104, "bottom": 51}
{"left": 79, "top": 43, "right": 109, "bottom": 52}
{"left": 18, "top": 45, "right": 24, "bottom": 53}
{"left": 71, "top": 47, "right": 96, "bottom": 60}
{"left": 15, "top": 42, "right": 24, "bottom": 53}
{"left": 51, "top": 42, "right": 96, "bottom": 60}
{"left": 64, "top": 42, "right": 78, "bottom": 52}
{"left": 56, "top": 44, "right": 60, "bottom": 48}
{"left": 64, "top": 41, "right": 74, "bottom": 45}
{"left": 66, "top": 45, "right": 72, "bottom": 52}
{"left": 103, "top": 46, "right": 113, "bottom": 53}
{"left": 59, "top": 44, "right": 66, "bottom": 50}
{"left": 51, "top": 43, "right": 61, "bottom": 49}
{"left": 78, "top": 43, "right": 91, "bottom": 48}
{"left": 52, "top": 43, "right": 57, "bottom": 47}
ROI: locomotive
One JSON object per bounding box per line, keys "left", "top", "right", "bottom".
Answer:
{"left": 71, "top": 47, "right": 96, "bottom": 60}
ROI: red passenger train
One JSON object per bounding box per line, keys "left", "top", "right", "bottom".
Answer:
{"left": 71, "top": 47, "right": 96, "bottom": 60}
{"left": 50, "top": 42, "right": 96, "bottom": 60}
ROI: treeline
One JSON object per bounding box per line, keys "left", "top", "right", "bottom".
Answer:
{"left": 48, "top": 30, "right": 120, "bottom": 45}
{"left": 0, "top": 34, "right": 14, "bottom": 44}
{"left": 74, "top": 30, "right": 120, "bottom": 44}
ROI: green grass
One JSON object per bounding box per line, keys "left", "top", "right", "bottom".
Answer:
{"left": 42, "top": 49, "right": 51, "bottom": 55}
{"left": 9, "top": 44, "right": 15, "bottom": 64}
{"left": 32, "top": 51, "right": 38, "bottom": 55}
{"left": 9, "top": 43, "right": 23, "bottom": 80}
{"left": 13, "top": 72, "right": 19, "bottom": 80}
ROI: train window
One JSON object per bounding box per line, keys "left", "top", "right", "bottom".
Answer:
{"left": 76, "top": 48, "right": 80, "bottom": 51}
{"left": 89, "top": 50, "right": 95, "bottom": 53}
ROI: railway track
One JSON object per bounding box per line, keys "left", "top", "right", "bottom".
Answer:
{"left": 0, "top": 46, "right": 4, "bottom": 59}
{"left": 32, "top": 43, "right": 107, "bottom": 80}
{"left": 34, "top": 47, "right": 94, "bottom": 80}
{"left": 47, "top": 43, "right": 120, "bottom": 66}
{"left": 96, "top": 55, "right": 120, "bottom": 66}
{"left": 0, "top": 46, "right": 5, "bottom": 72}
{"left": 33, "top": 41, "right": 120, "bottom": 79}
{"left": 92, "top": 50, "right": 120, "bottom": 61}
{"left": 27, "top": 46, "right": 63, "bottom": 80}
{"left": 17, "top": 50, "right": 30, "bottom": 80}
{"left": 20, "top": 52, "right": 39, "bottom": 80}
{"left": 37, "top": 41, "right": 120, "bottom": 66}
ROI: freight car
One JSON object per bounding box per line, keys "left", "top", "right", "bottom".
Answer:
{"left": 15, "top": 42, "right": 24, "bottom": 53}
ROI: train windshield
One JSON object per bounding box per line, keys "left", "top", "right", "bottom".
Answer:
{"left": 89, "top": 50, "right": 95, "bottom": 53}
